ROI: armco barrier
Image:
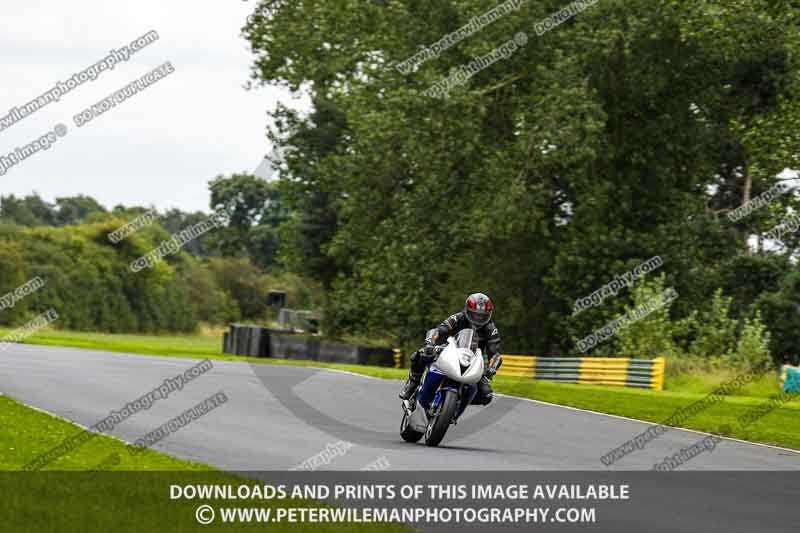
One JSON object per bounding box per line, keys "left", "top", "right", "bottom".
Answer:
{"left": 781, "top": 365, "right": 800, "bottom": 393}
{"left": 497, "top": 356, "right": 666, "bottom": 391}
{"left": 222, "top": 324, "right": 395, "bottom": 367}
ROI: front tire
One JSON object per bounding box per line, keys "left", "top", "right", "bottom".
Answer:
{"left": 424, "top": 390, "right": 459, "bottom": 447}
{"left": 400, "top": 412, "right": 423, "bottom": 443}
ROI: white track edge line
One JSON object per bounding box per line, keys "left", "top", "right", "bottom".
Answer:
{"left": 10, "top": 347, "right": 800, "bottom": 457}
{"left": 311, "top": 367, "right": 800, "bottom": 456}
{"left": 494, "top": 392, "right": 800, "bottom": 456}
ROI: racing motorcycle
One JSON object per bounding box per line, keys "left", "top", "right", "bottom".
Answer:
{"left": 400, "top": 328, "right": 497, "bottom": 447}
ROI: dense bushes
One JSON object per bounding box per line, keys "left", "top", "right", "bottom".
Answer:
{"left": 0, "top": 213, "right": 321, "bottom": 334}
{"left": 0, "top": 221, "right": 194, "bottom": 332}
{"left": 606, "top": 276, "right": 774, "bottom": 370}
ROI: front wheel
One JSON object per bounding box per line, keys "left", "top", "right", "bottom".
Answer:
{"left": 400, "top": 412, "right": 423, "bottom": 443}
{"left": 425, "top": 390, "right": 459, "bottom": 447}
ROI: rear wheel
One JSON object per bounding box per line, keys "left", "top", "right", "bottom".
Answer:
{"left": 425, "top": 390, "right": 459, "bottom": 447}
{"left": 400, "top": 412, "right": 423, "bottom": 443}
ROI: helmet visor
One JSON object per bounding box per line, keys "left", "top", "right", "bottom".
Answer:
{"left": 466, "top": 309, "right": 491, "bottom": 326}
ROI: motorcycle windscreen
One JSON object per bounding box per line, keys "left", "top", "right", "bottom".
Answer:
{"left": 454, "top": 328, "right": 476, "bottom": 350}
{"left": 453, "top": 328, "right": 484, "bottom": 383}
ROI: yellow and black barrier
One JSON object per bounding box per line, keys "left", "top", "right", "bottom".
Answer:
{"left": 498, "top": 356, "right": 666, "bottom": 391}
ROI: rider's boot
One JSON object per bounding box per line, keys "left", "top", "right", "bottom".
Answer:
{"left": 399, "top": 350, "right": 426, "bottom": 400}
{"left": 398, "top": 370, "right": 423, "bottom": 400}
{"left": 472, "top": 375, "right": 495, "bottom": 405}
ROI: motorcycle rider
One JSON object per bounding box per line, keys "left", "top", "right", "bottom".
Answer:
{"left": 398, "top": 293, "right": 502, "bottom": 405}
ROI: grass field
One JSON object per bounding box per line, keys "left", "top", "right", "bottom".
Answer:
{"left": 3, "top": 327, "right": 799, "bottom": 451}
{"left": 0, "top": 394, "right": 409, "bottom": 532}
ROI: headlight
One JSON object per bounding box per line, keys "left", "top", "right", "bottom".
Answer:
{"left": 459, "top": 351, "right": 472, "bottom": 366}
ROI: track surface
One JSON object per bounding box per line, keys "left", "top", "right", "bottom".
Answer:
{"left": 1, "top": 344, "right": 798, "bottom": 471}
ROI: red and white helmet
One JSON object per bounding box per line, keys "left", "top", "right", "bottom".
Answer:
{"left": 464, "top": 293, "right": 493, "bottom": 327}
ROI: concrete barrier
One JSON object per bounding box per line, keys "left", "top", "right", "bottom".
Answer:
{"left": 269, "top": 330, "right": 318, "bottom": 360}
{"left": 222, "top": 324, "right": 395, "bottom": 366}
{"left": 225, "top": 324, "right": 270, "bottom": 357}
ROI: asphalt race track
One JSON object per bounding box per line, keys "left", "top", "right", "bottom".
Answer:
{"left": 2, "top": 344, "right": 798, "bottom": 471}
{"left": 5, "top": 345, "right": 800, "bottom": 532}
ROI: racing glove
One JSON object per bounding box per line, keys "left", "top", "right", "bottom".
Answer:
{"left": 485, "top": 355, "right": 503, "bottom": 380}
{"left": 422, "top": 342, "right": 446, "bottom": 363}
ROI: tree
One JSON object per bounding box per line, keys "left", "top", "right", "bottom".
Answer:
{"left": 244, "top": 0, "right": 800, "bottom": 352}
{"left": 0, "top": 194, "right": 57, "bottom": 226}
{"left": 54, "top": 195, "right": 106, "bottom": 225}
{"left": 208, "top": 173, "right": 286, "bottom": 268}
{"left": 271, "top": 98, "right": 348, "bottom": 289}
{"left": 0, "top": 239, "right": 28, "bottom": 325}
{"left": 755, "top": 272, "right": 800, "bottom": 364}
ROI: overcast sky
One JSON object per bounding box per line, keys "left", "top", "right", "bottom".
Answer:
{"left": 0, "top": 0, "right": 306, "bottom": 213}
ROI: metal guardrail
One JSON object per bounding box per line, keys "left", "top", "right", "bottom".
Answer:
{"left": 497, "top": 355, "right": 666, "bottom": 391}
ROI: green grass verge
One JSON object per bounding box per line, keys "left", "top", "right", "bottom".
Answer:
{"left": 4, "top": 328, "right": 799, "bottom": 451}
{"left": 0, "top": 328, "right": 225, "bottom": 358}
{"left": 494, "top": 376, "right": 800, "bottom": 450}
{"left": 0, "top": 395, "right": 212, "bottom": 471}
{"left": 0, "top": 395, "right": 409, "bottom": 533}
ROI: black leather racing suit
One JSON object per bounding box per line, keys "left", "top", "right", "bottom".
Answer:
{"left": 400, "top": 312, "right": 502, "bottom": 405}
{"left": 434, "top": 312, "right": 502, "bottom": 361}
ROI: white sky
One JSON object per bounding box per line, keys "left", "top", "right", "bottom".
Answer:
{"left": 0, "top": 0, "right": 307, "bottom": 213}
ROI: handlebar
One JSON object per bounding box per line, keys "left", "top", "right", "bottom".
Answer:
{"left": 421, "top": 344, "right": 446, "bottom": 361}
